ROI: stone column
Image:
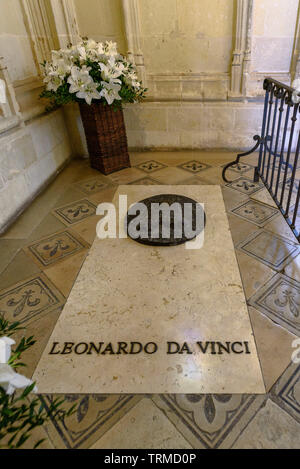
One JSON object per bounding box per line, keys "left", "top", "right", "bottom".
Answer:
{"left": 122, "top": 0, "right": 146, "bottom": 86}
{"left": 229, "top": 0, "right": 253, "bottom": 97}
{"left": 50, "top": 0, "right": 81, "bottom": 48}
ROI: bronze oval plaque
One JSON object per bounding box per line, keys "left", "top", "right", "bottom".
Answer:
{"left": 126, "top": 194, "right": 206, "bottom": 246}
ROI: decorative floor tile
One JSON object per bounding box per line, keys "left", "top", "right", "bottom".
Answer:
{"left": 54, "top": 199, "right": 97, "bottom": 225}
{"left": 231, "top": 200, "right": 279, "bottom": 227}
{"left": 271, "top": 361, "right": 300, "bottom": 424}
{"left": 221, "top": 186, "right": 249, "bottom": 212}
{"left": 152, "top": 394, "right": 266, "bottom": 449}
{"left": 177, "top": 160, "right": 211, "bottom": 174}
{"left": 91, "top": 398, "right": 192, "bottom": 449}
{"left": 0, "top": 274, "right": 65, "bottom": 324}
{"left": 26, "top": 231, "right": 88, "bottom": 268}
{"left": 225, "top": 162, "right": 254, "bottom": 175}
{"left": 135, "top": 160, "right": 167, "bottom": 173}
{"left": 226, "top": 177, "right": 263, "bottom": 195}
{"left": 237, "top": 230, "right": 299, "bottom": 271}
{"left": 129, "top": 177, "right": 162, "bottom": 185}
{"left": 42, "top": 394, "right": 142, "bottom": 449}
{"left": 75, "top": 178, "right": 109, "bottom": 195}
{"left": 249, "top": 273, "right": 300, "bottom": 336}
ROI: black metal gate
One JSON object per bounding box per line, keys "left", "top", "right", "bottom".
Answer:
{"left": 223, "top": 77, "right": 300, "bottom": 243}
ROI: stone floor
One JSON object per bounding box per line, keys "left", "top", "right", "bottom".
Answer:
{"left": 0, "top": 151, "right": 299, "bottom": 449}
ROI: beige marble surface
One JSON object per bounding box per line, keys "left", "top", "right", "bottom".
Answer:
{"left": 33, "top": 186, "right": 265, "bottom": 394}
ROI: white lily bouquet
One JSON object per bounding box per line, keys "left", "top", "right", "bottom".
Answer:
{"left": 41, "top": 38, "right": 147, "bottom": 109}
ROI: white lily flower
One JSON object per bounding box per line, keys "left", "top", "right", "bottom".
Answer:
{"left": 97, "top": 42, "right": 105, "bottom": 55}
{"left": 100, "top": 81, "right": 121, "bottom": 105}
{"left": 67, "top": 65, "right": 92, "bottom": 94}
{"left": 44, "top": 64, "right": 63, "bottom": 92}
{"left": 76, "top": 81, "right": 101, "bottom": 105}
{"left": 0, "top": 336, "right": 15, "bottom": 363}
{"left": 0, "top": 336, "right": 37, "bottom": 395}
{"left": 100, "top": 57, "right": 124, "bottom": 82}
{"left": 77, "top": 45, "right": 87, "bottom": 62}
{"left": 85, "top": 39, "right": 98, "bottom": 50}
{"left": 104, "top": 41, "right": 118, "bottom": 57}
{"left": 124, "top": 71, "right": 141, "bottom": 89}
{"left": 292, "top": 78, "right": 300, "bottom": 104}
{"left": 0, "top": 363, "right": 37, "bottom": 395}
{"left": 53, "top": 59, "right": 71, "bottom": 79}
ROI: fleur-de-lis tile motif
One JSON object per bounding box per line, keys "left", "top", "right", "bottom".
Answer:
{"left": 229, "top": 163, "right": 253, "bottom": 174}
{"left": 232, "top": 200, "right": 278, "bottom": 226}
{"left": 41, "top": 394, "right": 141, "bottom": 449}
{"left": 76, "top": 179, "right": 108, "bottom": 195}
{"left": 28, "top": 231, "right": 87, "bottom": 267}
{"left": 43, "top": 239, "right": 70, "bottom": 257}
{"left": 54, "top": 200, "right": 97, "bottom": 224}
{"left": 178, "top": 160, "right": 210, "bottom": 174}
{"left": 135, "top": 160, "right": 166, "bottom": 173}
{"left": 249, "top": 274, "right": 300, "bottom": 336}
{"left": 153, "top": 393, "right": 266, "bottom": 449}
{"left": 227, "top": 177, "right": 263, "bottom": 195}
{"left": 274, "top": 289, "right": 299, "bottom": 318}
{"left": 0, "top": 276, "right": 64, "bottom": 324}
{"left": 7, "top": 289, "right": 41, "bottom": 317}
{"left": 176, "top": 394, "right": 242, "bottom": 433}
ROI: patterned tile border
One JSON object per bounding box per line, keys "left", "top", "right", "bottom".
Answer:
{"left": 42, "top": 394, "right": 142, "bottom": 449}
{"left": 223, "top": 162, "right": 254, "bottom": 175}
{"left": 0, "top": 273, "right": 65, "bottom": 325}
{"left": 271, "top": 361, "right": 300, "bottom": 424}
{"left": 26, "top": 230, "right": 89, "bottom": 268}
{"left": 177, "top": 161, "right": 211, "bottom": 174}
{"left": 236, "top": 230, "right": 299, "bottom": 272}
{"left": 249, "top": 273, "right": 300, "bottom": 337}
{"left": 134, "top": 160, "right": 167, "bottom": 173}
{"left": 75, "top": 178, "right": 110, "bottom": 195}
{"left": 226, "top": 177, "right": 264, "bottom": 195}
{"left": 231, "top": 200, "right": 279, "bottom": 227}
{"left": 53, "top": 199, "right": 97, "bottom": 225}
{"left": 152, "top": 394, "right": 267, "bottom": 449}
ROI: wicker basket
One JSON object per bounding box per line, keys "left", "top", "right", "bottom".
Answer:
{"left": 79, "top": 102, "right": 131, "bottom": 175}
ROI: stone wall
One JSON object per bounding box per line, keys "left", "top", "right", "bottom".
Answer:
{"left": 0, "top": 0, "right": 73, "bottom": 232}
{"left": 69, "top": 0, "right": 300, "bottom": 151}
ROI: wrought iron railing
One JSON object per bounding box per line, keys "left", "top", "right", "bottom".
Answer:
{"left": 223, "top": 77, "right": 300, "bottom": 243}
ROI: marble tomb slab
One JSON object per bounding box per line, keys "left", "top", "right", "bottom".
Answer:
{"left": 33, "top": 186, "right": 265, "bottom": 394}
